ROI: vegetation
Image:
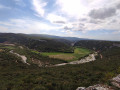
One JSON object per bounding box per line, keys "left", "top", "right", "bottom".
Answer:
{"left": 74, "top": 40, "right": 118, "bottom": 52}
{"left": 41, "top": 48, "right": 91, "bottom": 62}
{"left": 0, "top": 46, "right": 120, "bottom": 90}
{"left": 0, "top": 33, "right": 73, "bottom": 52}
{"left": 0, "top": 44, "right": 67, "bottom": 66}
{"left": 0, "top": 33, "right": 120, "bottom": 90}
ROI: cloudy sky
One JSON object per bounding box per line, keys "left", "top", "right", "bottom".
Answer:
{"left": 0, "top": 0, "right": 120, "bottom": 41}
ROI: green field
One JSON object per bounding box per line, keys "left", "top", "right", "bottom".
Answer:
{"left": 0, "top": 45, "right": 15, "bottom": 50}
{"left": 41, "top": 48, "right": 91, "bottom": 62}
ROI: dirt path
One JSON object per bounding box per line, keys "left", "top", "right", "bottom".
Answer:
{"left": 9, "top": 50, "right": 97, "bottom": 67}
{"left": 52, "top": 52, "right": 97, "bottom": 67}
{"left": 10, "top": 50, "right": 30, "bottom": 65}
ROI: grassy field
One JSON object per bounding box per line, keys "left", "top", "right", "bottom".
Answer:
{"left": 41, "top": 48, "right": 91, "bottom": 62}
{"left": 0, "top": 45, "right": 15, "bottom": 50}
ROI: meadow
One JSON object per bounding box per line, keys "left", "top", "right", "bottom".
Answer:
{"left": 41, "top": 48, "right": 91, "bottom": 62}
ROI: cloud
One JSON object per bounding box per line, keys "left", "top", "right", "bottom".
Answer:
{"left": 56, "top": 0, "right": 116, "bottom": 18}
{"left": 64, "top": 26, "right": 72, "bottom": 30}
{"left": 62, "top": 22, "right": 85, "bottom": 32}
{"left": 54, "top": 0, "right": 120, "bottom": 35}
{"left": 89, "top": 7, "right": 116, "bottom": 19}
{"left": 0, "top": 26, "right": 9, "bottom": 31}
{"left": 53, "top": 21, "right": 66, "bottom": 24}
{"left": 54, "top": 0, "right": 120, "bottom": 33}
{"left": 116, "top": 3, "right": 120, "bottom": 9}
{"left": 56, "top": 0, "right": 89, "bottom": 18}
{"left": 79, "top": 23, "right": 85, "bottom": 26}
{"left": 110, "top": 19, "right": 117, "bottom": 23}
{"left": 0, "top": 4, "right": 11, "bottom": 9}
{"left": 89, "top": 19, "right": 102, "bottom": 24}
{"left": 0, "top": 18, "right": 59, "bottom": 34}
{"left": 79, "top": 18, "right": 88, "bottom": 22}
{"left": 47, "top": 13, "right": 67, "bottom": 23}
{"left": 32, "top": 0, "right": 47, "bottom": 17}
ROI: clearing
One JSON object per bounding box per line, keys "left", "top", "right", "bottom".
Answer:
{"left": 41, "top": 48, "right": 92, "bottom": 62}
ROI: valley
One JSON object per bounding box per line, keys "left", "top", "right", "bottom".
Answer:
{"left": 0, "top": 42, "right": 93, "bottom": 66}
{"left": 53, "top": 53, "right": 97, "bottom": 67}
{"left": 1, "top": 0, "right": 120, "bottom": 89}
{"left": 41, "top": 48, "right": 91, "bottom": 62}
{"left": 0, "top": 33, "right": 120, "bottom": 90}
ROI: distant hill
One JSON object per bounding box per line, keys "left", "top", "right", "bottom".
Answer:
{"left": 27, "top": 34, "right": 89, "bottom": 42}
{"left": 74, "top": 40, "right": 120, "bottom": 52}
{"left": 0, "top": 33, "right": 73, "bottom": 52}
{"left": 1, "top": 33, "right": 119, "bottom": 53}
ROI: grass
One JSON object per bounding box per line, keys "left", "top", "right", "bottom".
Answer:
{"left": 41, "top": 48, "right": 92, "bottom": 62}
{"left": 0, "top": 46, "right": 15, "bottom": 50}
{"left": 31, "top": 50, "right": 40, "bottom": 54}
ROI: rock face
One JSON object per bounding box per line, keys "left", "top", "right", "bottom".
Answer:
{"left": 76, "top": 84, "right": 114, "bottom": 90}
{"left": 111, "top": 74, "right": 120, "bottom": 88}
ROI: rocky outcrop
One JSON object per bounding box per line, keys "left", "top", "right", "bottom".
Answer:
{"left": 76, "top": 84, "right": 114, "bottom": 90}
{"left": 31, "top": 58, "right": 43, "bottom": 67}
{"left": 111, "top": 74, "right": 120, "bottom": 88}
{"left": 31, "top": 58, "right": 50, "bottom": 67}
{"left": 19, "top": 46, "right": 23, "bottom": 49}
{"left": 76, "top": 74, "right": 120, "bottom": 90}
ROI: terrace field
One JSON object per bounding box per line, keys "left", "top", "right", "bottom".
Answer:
{"left": 41, "top": 48, "right": 92, "bottom": 62}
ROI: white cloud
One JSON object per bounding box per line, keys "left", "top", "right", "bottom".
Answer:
{"left": 55, "top": 0, "right": 120, "bottom": 34}
{"left": 47, "top": 13, "right": 67, "bottom": 23}
{"left": 56, "top": 0, "right": 89, "bottom": 18}
{"left": 56, "top": 0, "right": 116, "bottom": 18}
{"left": 0, "top": 18, "right": 59, "bottom": 34}
{"left": 0, "top": 26, "right": 9, "bottom": 31}
{"left": 32, "top": 0, "right": 47, "bottom": 17}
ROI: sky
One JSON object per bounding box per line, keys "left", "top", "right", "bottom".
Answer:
{"left": 0, "top": 0, "right": 120, "bottom": 41}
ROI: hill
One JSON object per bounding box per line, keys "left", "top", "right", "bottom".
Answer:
{"left": 0, "top": 33, "right": 73, "bottom": 52}
{"left": 0, "top": 33, "right": 120, "bottom": 90}
{"left": 27, "top": 34, "right": 89, "bottom": 42}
